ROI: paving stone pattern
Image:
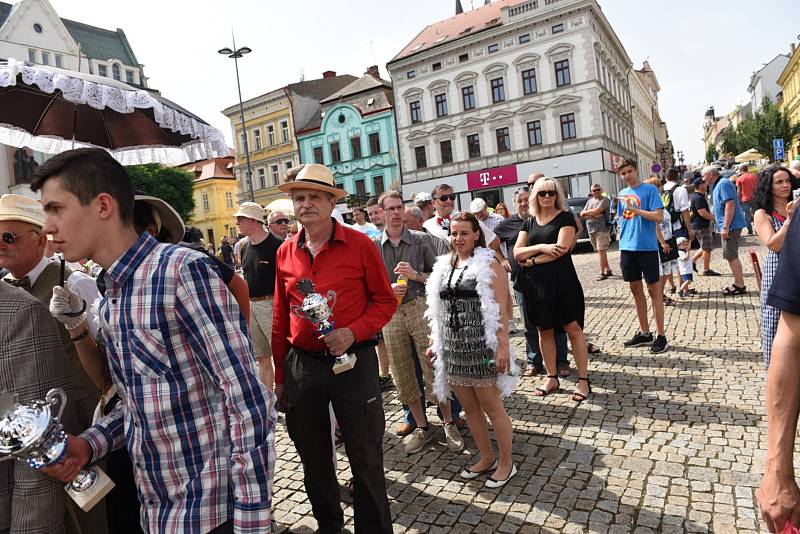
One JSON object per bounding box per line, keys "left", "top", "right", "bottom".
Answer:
{"left": 272, "top": 238, "right": 775, "bottom": 533}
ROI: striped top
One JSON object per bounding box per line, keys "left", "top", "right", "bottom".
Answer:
{"left": 82, "top": 232, "right": 276, "bottom": 533}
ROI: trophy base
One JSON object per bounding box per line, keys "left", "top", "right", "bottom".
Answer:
{"left": 65, "top": 466, "right": 115, "bottom": 512}
{"left": 332, "top": 353, "right": 357, "bottom": 374}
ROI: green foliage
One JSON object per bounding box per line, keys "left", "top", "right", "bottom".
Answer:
{"left": 719, "top": 97, "right": 800, "bottom": 161}
{"left": 126, "top": 164, "right": 195, "bottom": 222}
{"left": 705, "top": 145, "right": 718, "bottom": 164}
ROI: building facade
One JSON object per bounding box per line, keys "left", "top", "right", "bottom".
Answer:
{"left": 748, "top": 54, "right": 790, "bottom": 113}
{"left": 221, "top": 72, "right": 356, "bottom": 206}
{"left": 778, "top": 44, "right": 800, "bottom": 161}
{"left": 387, "top": 0, "right": 637, "bottom": 211}
{"left": 181, "top": 155, "right": 239, "bottom": 249}
{"left": 0, "top": 0, "right": 147, "bottom": 195}
{"left": 630, "top": 63, "right": 657, "bottom": 178}
{"left": 296, "top": 67, "right": 399, "bottom": 202}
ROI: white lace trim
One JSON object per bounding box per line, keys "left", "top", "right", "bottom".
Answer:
{"left": 0, "top": 58, "right": 228, "bottom": 165}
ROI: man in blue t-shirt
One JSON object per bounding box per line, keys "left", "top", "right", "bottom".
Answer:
{"left": 615, "top": 158, "right": 668, "bottom": 353}
{"left": 703, "top": 165, "right": 747, "bottom": 295}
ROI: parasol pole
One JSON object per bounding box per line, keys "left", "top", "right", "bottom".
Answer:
{"left": 71, "top": 43, "right": 81, "bottom": 150}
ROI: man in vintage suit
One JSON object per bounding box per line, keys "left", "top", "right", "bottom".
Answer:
{"left": 0, "top": 194, "right": 104, "bottom": 534}
{"left": 0, "top": 281, "right": 79, "bottom": 533}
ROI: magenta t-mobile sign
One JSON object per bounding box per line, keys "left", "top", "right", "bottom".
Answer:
{"left": 467, "top": 164, "right": 519, "bottom": 190}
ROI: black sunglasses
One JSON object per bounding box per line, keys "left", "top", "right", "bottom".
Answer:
{"left": 537, "top": 190, "right": 557, "bottom": 198}
{"left": 271, "top": 218, "right": 290, "bottom": 225}
{"left": 2, "top": 230, "right": 38, "bottom": 244}
{"left": 591, "top": 189, "right": 602, "bottom": 192}
{"left": 436, "top": 194, "right": 456, "bottom": 202}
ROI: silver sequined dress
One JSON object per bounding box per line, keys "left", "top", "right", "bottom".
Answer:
{"left": 440, "top": 265, "right": 497, "bottom": 387}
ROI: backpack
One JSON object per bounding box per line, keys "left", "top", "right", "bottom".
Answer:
{"left": 660, "top": 186, "right": 681, "bottom": 224}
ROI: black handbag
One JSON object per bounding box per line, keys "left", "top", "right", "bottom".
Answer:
{"left": 658, "top": 236, "right": 679, "bottom": 263}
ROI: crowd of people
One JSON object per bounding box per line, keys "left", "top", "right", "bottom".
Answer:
{"left": 0, "top": 145, "right": 798, "bottom": 533}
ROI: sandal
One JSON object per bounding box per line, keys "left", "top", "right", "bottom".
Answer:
{"left": 587, "top": 343, "right": 601, "bottom": 354}
{"left": 572, "top": 377, "right": 592, "bottom": 403}
{"left": 722, "top": 285, "right": 747, "bottom": 296}
{"left": 533, "top": 375, "right": 560, "bottom": 397}
{"left": 663, "top": 295, "right": 676, "bottom": 306}
{"left": 595, "top": 273, "right": 609, "bottom": 281}
{"left": 604, "top": 270, "right": 613, "bottom": 277}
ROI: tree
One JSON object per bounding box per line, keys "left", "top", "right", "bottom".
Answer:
{"left": 705, "top": 145, "right": 718, "bottom": 164}
{"left": 719, "top": 97, "right": 800, "bottom": 161}
{"left": 126, "top": 164, "right": 195, "bottom": 222}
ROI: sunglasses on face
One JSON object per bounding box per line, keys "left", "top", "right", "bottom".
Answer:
{"left": 1, "top": 230, "right": 38, "bottom": 244}
{"left": 271, "top": 219, "right": 290, "bottom": 225}
{"left": 436, "top": 194, "right": 456, "bottom": 202}
{"left": 591, "top": 189, "right": 602, "bottom": 192}
{"left": 537, "top": 190, "right": 557, "bottom": 198}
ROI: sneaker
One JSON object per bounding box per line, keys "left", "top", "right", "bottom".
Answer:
{"left": 404, "top": 427, "right": 433, "bottom": 453}
{"left": 650, "top": 335, "right": 668, "bottom": 353}
{"left": 443, "top": 422, "right": 465, "bottom": 452}
{"left": 623, "top": 331, "right": 653, "bottom": 347}
{"left": 703, "top": 269, "right": 721, "bottom": 276}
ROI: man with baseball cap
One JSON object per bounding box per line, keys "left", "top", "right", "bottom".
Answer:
{"left": 272, "top": 163, "right": 395, "bottom": 532}
{"left": 469, "top": 197, "right": 504, "bottom": 232}
{"left": 688, "top": 176, "right": 719, "bottom": 275}
{"left": 0, "top": 193, "right": 106, "bottom": 533}
{"left": 413, "top": 191, "right": 435, "bottom": 221}
{"left": 235, "top": 201, "right": 285, "bottom": 389}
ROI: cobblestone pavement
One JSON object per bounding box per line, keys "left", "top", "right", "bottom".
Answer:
{"left": 272, "top": 237, "right": 772, "bottom": 533}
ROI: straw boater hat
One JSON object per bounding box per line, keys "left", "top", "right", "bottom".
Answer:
{"left": 134, "top": 194, "right": 185, "bottom": 244}
{"left": 0, "top": 194, "right": 45, "bottom": 227}
{"left": 277, "top": 163, "right": 347, "bottom": 200}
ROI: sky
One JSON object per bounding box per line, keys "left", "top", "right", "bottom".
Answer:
{"left": 48, "top": 0, "right": 800, "bottom": 165}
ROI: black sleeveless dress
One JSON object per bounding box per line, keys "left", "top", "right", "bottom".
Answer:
{"left": 520, "top": 211, "right": 585, "bottom": 330}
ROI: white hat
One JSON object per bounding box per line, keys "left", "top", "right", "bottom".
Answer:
{"left": 233, "top": 202, "right": 266, "bottom": 222}
{"left": 134, "top": 195, "right": 185, "bottom": 244}
{"left": 413, "top": 191, "right": 432, "bottom": 204}
{"left": 0, "top": 194, "right": 45, "bottom": 227}
{"left": 469, "top": 197, "right": 487, "bottom": 213}
{"left": 676, "top": 236, "right": 689, "bottom": 245}
{"left": 277, "top": 163, "right": 347, "bottom": 200}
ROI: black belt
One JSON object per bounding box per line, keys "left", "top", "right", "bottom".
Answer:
{"left": 292, "top": 338, "right": 378, "bottom": 360}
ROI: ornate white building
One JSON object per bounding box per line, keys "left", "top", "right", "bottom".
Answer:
{"left": 0, "top": 0, "right": 147, "bottom": 195}
{"left": 630, "top": 61, "right": 658, "bottom": 179}
{"left": 387, "top": 0, "right": 637, "bottom": 209}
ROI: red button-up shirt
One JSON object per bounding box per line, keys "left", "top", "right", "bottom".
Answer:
{"left": 272, "top": 220, "right": 396, "bottom": 384}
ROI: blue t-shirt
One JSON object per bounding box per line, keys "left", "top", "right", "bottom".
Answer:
{"left": 711, "top": 179, "right": 746, "bottom": 232}
{"left": 616, "top": 183, "right": 663, "bottom": 252}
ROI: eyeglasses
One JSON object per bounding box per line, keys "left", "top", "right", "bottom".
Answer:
{"left": 1, "top": 230, "right": 39, "bottom": 245}
{"left": 537, "top": 190, "right": 557, "bottom": 198}
{"left": 271, "top": 219, "right": 290, "bottom": 225}
{"left": 435, "top": 194, "right": 456, "bottom": 202}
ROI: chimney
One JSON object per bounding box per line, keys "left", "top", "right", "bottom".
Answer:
{"left": 456, "top": 0, "right": 463, "bottom": 15}
{"left": 322, "top": 70, "right": 336, "bottom": 79}
{"left": 365, "top": 65, "right": 380, "bottom": 78}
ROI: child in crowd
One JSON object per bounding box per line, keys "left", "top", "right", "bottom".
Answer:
{"left": 676, "top": 236, "right": 694, "bottom": 298}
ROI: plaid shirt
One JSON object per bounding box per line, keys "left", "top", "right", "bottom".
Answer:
{"left": 81, "top": 232, "right": 276, "bottom": 533}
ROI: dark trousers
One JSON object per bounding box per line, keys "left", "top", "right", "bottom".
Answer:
{"left": 285, "top": 346, "right": 392, "bottom": 534}
{"left": 403, "top": 341, "right": 463, "bottom": 426}
{"left": 207, "top": 521, "right": 233, "bottom": 534}
{"left": 514, "top": 289, "right": 568, "bottom": 366}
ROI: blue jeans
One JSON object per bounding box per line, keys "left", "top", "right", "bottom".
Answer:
{"left": 402, "top": 342, "right": 463, "bottom": 426}
{"left": 741, "top": 202, "right": 753, "bottom": 234}
{"left": 514, "top": 289, "right": 568, "bottom": 367}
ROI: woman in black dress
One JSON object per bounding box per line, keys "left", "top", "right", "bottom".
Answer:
{"left": 513, "top": 178, "right": 591, "bottom": 402}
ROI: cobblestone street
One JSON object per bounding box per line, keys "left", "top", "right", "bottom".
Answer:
{"left": 272, "top": 238, "right": 772, "bottom": 533}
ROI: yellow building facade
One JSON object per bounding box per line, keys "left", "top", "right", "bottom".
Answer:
{"left": 222, "top": 88, "right": 298, "bottom": 206}
{"left": 778, "top": 48, "right": 800, "bottom": 161}
{"left": 181, "top": 156, "right": 240, "bottom": 249}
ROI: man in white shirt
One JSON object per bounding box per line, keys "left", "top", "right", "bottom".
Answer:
{"left": 470, "top": 197, "right": 505, "bottom": 232}
{"left": 413, "top": 192, "right": 435, "bottom": 222}
{"left": 422, "top": 184, "right": 503, "bottom": 253}
{"left": 351, "top": 207, "right": 380, "bottom": 238}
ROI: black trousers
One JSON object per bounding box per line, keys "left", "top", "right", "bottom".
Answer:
{"left": 284, "top": 346, "right": 392, "bottom": 534}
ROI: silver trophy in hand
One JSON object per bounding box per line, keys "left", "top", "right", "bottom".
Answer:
{"left": 291, "top": 278, "right": 357, "bottom": 374}
{"left": 0, "top": 388, "right": 114, "bottom": 511}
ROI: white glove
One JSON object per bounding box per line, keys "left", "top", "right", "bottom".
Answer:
{"left": 50, "top": 285, "right": 87, "bottom": 331}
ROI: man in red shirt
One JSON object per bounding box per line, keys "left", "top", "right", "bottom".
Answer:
{"left": 272, "top": 164, "right": 395, "bottom": 533}
{"left": 736, "top": 164, "right": 758, "bottom": 235}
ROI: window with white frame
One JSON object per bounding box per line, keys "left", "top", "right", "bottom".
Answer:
{"left": 225, "top": 191, "right": 234, "bottom": 208}
{"left": 271, "top": 165, "right": 279, "bottom": 185}
{"left": 254, "top": 129, "right": 262, "bottom": 150}
{"left": 202, "top": 193, "right": 210, "bottom": 211}
{"left": 27, "top": 49, "right": 36, "bottom": 63}
{"left": 112, "top": 64, "right": 121, "bottom": 81}
{"left": 55, "top": 54, "right": 63, "bottom": 68}
{"left": 257, "top": 168, "right": 266, "bottom": 189}
{"left": 280, "top": 120, "right": 289, "bottom": 142}
{"left": 267, "top": 125, "right": 275, "bottom": 145}
{"left": 284, "top": 160, "right": 293, "bottom": 171}
{"left": 126, "top": 70, "right": 135, "bottom": 84}
{"left": 98, "top": 64, "right": 107, "bottom": 77}
{"left": 41, "top": 51, "right": 49, "bottom": 65}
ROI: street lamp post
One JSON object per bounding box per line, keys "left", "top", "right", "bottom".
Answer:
{"left": 677, "top": 150, "right": 685, "bottom": 169}
{"left": 218, "top": 37, "right": 255, "bottom": 203}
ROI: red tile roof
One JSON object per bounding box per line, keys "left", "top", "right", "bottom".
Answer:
{"left": 391, "top": 0, "right": 527, "bottom": 62}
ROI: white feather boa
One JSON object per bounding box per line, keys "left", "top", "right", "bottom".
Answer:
{"left": 425, "top": 247, "right": 519, "bottom": 399}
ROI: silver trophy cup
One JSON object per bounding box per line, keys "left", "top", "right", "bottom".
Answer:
{"left": 291, "top": 288, "right": 357, "bottom": 374}
{"left": 0, "top": 388, "right": 114, "bottom": 511}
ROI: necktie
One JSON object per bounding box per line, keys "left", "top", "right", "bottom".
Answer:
{"left": 5, "top": 276, "right": 31, "bottom": 291}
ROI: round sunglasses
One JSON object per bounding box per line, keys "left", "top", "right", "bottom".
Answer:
{"left": 2, "top": 229, "right": 39, "bottom": 244}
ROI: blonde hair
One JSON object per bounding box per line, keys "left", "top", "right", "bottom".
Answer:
{"left": 645, "top": 177, "right": 662, "bottom": 190}
{"left": 529, "top": 177, "right": 567, "bottom": 218}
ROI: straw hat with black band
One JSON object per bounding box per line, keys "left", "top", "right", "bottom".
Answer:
{"left": 0, "top": 194, "right": 45, "bottom": 228}
{"left": 134, "top": 194, "right": 185, "bottom": 244}
{"left": 277, "top": 163, "right": 347, "bottom": 199}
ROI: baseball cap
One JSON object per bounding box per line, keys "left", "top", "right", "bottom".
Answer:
{"left": 413, "top": 191, "right": 432, "bottom": 204}
{"left": 676, "top": 236, "right": 688, "bottom": 245}
{"left": 469, "top": 198, "right": 486, "bottom": 213}
{"left": 692, "top": 176, "right": 704, "bottom": 187}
